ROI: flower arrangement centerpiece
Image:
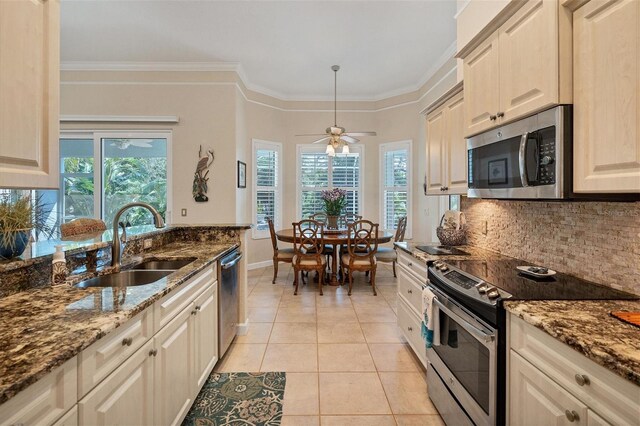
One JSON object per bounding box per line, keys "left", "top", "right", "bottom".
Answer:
{"left": 0, "top": 193, "right": 52, "bottom": 260}
{"left": 321, "top": 188, "right": 347, "bottom": 229}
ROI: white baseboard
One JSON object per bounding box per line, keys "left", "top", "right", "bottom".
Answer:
{"left": 248, "top": 260, "right": 272, "bottom": 270}
{"left": 236, "top": 319, "right": 250, "bottom": 336}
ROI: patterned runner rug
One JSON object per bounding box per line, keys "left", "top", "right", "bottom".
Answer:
{"left": 183, "top": 372, "right": 286, "bottom": 426}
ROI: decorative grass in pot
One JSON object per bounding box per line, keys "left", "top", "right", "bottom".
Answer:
{"left": 321, "top": 188, "right": 347, "bottom": 229}
{"left": 0, "top": 194, "right": 51, "bottom": 260}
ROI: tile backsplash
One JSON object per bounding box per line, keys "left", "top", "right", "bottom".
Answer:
{"left": 461, "top": 198, "right": 640, "bottom": 295}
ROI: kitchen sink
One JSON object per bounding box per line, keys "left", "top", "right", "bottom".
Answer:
{"left": 75, "top": 270, "right": 173, "bottom": 289}
{"left": 130, "top": 259, "right": 195, "bottom": 271}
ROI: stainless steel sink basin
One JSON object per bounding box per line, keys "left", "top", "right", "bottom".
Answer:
{"left": 75, "top": 270, "right": 173, "bottom": 289}
{"left": 131, "top": 259, "right": 195, "bottom": 271}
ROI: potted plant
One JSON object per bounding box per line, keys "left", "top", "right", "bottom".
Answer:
{"left": 0, "top": 193, "right": 51, "bottom": 260}
{"left": 321, "top": 188, "right": 347, "bottom": 229}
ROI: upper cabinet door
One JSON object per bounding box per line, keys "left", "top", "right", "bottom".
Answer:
{"left": 463, "top": 32, "right": 500, "bottom": 137}
{"left": 498, "top": 0, "right": 560, "bottom": 123}
{"left": 573, "top": 0, "right": 640, "bottom": 193}
{"left": 426, "top": 106, "right": 447, "bottom": 194}
{"left": 445, "top": 92, "right": 468, "bottom": 194}
{"left": 0, "top": 0, "right": 59, "bottom": 189}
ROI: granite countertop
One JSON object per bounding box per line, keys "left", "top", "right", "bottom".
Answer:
{"left": 394, "top": 241, "right": 507, "bottom": 263}
{"left": 504, "top": 300, "right": 640, "bottom": 385}
{"left": 0, "top": 240, "right": 238, "bottom": 405}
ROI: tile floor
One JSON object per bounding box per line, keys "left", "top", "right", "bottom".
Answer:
{"left": 214, "top": 262, "right": 445, "bottom": 426}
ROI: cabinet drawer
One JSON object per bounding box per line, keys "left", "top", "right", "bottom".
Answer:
{"left": 397, "top": 251, "right": 428, "bottom": 282}
{"left": 155, "top": 266, "right": 214, "bottom": 331}
{"left": 397, "top": 266, "right": 423, "bottom": 315}
{"left": 53, "top": 405, "right": 78, "bottom": 426}
{"left": 78, "top": 308, "right": 153, "bottom": 398}
{"left": 510, "top": 315, "right": 639, "bottom": 425}
{"left": 397, "top": 297, "right": 427, "bottom": 368}
{"left": 0, "top": 357, "right": 77, "bottom": 426}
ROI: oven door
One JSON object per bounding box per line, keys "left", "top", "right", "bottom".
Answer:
{"left": 426, "top": 286, "right": 497, "bottom": 426}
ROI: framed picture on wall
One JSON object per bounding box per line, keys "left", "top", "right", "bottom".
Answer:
{"left": 488, "top": 158, "right": 508, "bottom": 185}
{"left": 237, "top": 161, "right": 246, "bottom": 188}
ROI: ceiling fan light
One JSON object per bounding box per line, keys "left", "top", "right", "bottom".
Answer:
{"left": 342, "top": 144, "right": 350, "bottom": 154}
{"left": 326, "top": 144, "right": 335, "bottom": 156}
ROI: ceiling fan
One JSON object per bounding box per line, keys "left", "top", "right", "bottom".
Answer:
{"left": 296, "top": 65, "right": 376, "bottom": 156}
{"left": 110, "top": 139, "right": 154, "bottom": 150}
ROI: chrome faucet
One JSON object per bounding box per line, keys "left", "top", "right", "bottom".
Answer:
{"left": 111, "top": 202, "right": 165, "bottom": 269}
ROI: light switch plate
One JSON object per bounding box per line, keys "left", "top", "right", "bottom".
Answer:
{"left": 143, "top": 239, "right": 152, "bottom": 249}
{"left": 181, "top": 208, "right": 187, "bottom": 217}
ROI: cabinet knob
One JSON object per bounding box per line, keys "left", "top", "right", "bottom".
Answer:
{"left": 149, "top": 349, "right": 158, "bottom": 357}
{"left": 565, "top": 410, "right": 579, "bottom": 422}
{"left": 490, "top": 114, "right": 497, "bottom": 121}
{"left": 574, "top": 374, "right": 590, "bottom": 386}
{"left": 191, "top": 310, "right": 198, "bottom": 315}
{"left": 195, "top": 305, "right": 201, "bottom": 311}
{"left": 122, "top": 337, "right": 133, "bottom": 346}
{"left": 443, "top": 186, "right": 449, "bottom": 191}
{"left": 496, "top": 112, "right": 504, "bottom": 118}
{"left": 407, "top": 289, "right": 413, "bottom": 294}
{"left": 408, "top": 262, "right": 413, "bottom": 267}
{"left": 407, "top": 326, "right": 413, "bottom": 331}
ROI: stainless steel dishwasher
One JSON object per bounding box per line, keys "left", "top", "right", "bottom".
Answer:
{"left": 218, "top": 249, "right": 242, "bottom": 357}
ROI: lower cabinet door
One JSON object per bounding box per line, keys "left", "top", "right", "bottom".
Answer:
{"left": 194, "top": 283, "right": 219, "bottom": 391}
{"left": 78, "top": 340, "right": 154, "bottom": 425}
{"left": 53, "top": 405, "right": 78, "bottom": 426}
{"left": 510, "top": 350, "right": 587, "bottom": 426}
{"left": 154, "top": 304, "right": 196, "bottom": 426}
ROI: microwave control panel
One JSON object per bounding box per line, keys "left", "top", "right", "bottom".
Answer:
{"left": 537, "top": 138, "right": 556, "bottom": 185}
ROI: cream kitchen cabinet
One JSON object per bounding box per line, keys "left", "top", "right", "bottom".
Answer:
{"left": 426, "top": 87, "right": 467, "bottom": 195}
{"left": 194, "top": 285, "right": 219, "bottom": 391}
{"left": 572, "top": 0, "right": 640, "bottom": 193}
{"left": 461, "top": 0, "right": 572, "bottom": 137}
{"left": 0, "top": 0, "right": 60, "bottom": 189}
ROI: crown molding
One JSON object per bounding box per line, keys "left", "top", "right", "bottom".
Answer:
{"left": 60, "top": 61, "right": 241, "bottom": 72}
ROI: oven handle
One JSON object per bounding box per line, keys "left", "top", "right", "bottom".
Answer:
{"left": 432, "top": 297, "right": 495, "bottom": 345}
{"left": 519, "top": 131, "right": 529, "bottom": 187}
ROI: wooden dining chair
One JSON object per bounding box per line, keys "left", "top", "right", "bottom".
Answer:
{"left": 268, "top": 218, "right": 294, "bottom": 284}
{"left": 292, "top": 220, "right": 326, "bottom": 295}
{"left": 375, "top": 216, "right": 407, "bottom": 277}
{"left": 309, "top": 213, "right": 328, "bottom": 224}
{"left": 338, "top": 213, "right": 362, "bottom": 229}
{"left": 341, "top": 220, "right": 379, "bottom": 296}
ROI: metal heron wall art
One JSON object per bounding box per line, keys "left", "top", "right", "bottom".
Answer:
{"left": 193, "top": 145, "right": 214, "bottom": 202}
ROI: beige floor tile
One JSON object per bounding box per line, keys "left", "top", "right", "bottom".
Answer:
{"left": 320, "top": 416, "right": 396, "bottom": 426}
{"left": 248, "top": 306, "right": 278, "bottom": 323}
{"left": 247, "top": 293, "right": 281, "bottom": 308}
{"left": 317, "top": 322, "right": 365, "bottom": 343}
{"left": 281, "top": 416, "right": 320, "bottom": 426}
{"left": 315, "top": 294, "right": 353, "bottom": 308}
{"left": 369, "top": 344, "right": 422, "bottom": 372}
{"left": 261, "top": 343, "right": 318, "bottom": 372}
{"left": 318, "top": 344, "right": 375, "bottom": 372}
{"left": 361, "top": 322, "right": 406, "bottom": 344}
{"left": 214, "top": 343, "right": 266, "bottom": 372}
{"left": 317, "top": 307, "right": 358, "bottom": 323}
{"left": 275, "top": 306, "right": 317, "bottom": 323}
{"left": 319, "top": 373, "right": 391, "bottom": 415}
{"left": 395, "top": 415, "right": 445, "bottom": 425}
{"left": 282, "top": 372, "right": 320, "bottom": 415}
{"left": 234, "top": 323, "right": 273, "bottom": 344}
{"left": 280, "top": 291, "right": 316, "bottom": 307}
{"left": 270, "top": 322, "right": 317, "bottom": 343}
{"left": 379, "top": 372, "right": 438, "bottom": 414}
{"left": 355, "top": 306, "right": 397, "bottom": 323}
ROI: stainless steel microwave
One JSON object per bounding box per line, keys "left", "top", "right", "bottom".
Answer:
{"left": 467, "top": 105, "right": 572, "bottom": 199}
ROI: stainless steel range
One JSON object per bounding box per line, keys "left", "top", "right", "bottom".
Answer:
{"left": 425, "top": 258, "right": 638, "bottom": 426}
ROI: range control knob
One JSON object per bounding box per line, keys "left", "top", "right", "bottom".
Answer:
{"left": 486, "top": 288, "right": 500, "bottom": 299}
{"left": 540, "top": 155, "right": 554, "bottom": 166}
{"left": 476, "top": 283, "right": 488, "bottom": 294}
{"left": 440, "top": 265, "right": 449, "bottom": 272}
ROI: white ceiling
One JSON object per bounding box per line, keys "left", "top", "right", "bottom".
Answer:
{"left": 60, "top": 1, "right": 458, "bottom": 101}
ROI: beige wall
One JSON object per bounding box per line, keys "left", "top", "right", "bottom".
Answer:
{"left": 60, "top": 58, "right": 460, "bottom": 266}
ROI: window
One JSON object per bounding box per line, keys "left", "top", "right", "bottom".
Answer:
{"left": 252, "top": 140, "right": 282, "bottom": 239}
{"left": 380, "top": 140, "right": 411, "bottom": 238}
{"left": 297, "top": 145, "right": 363, "bottom": 219}
{"left": 58, "top": 132, "right": 171, "bottom": 227}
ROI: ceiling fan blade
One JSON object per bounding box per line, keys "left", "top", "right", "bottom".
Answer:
{"left": 296, "top": 133, "right": 329, "bottom": 137}
{"left": 131, "top": 141, "right": 152, "bottom": 148}
{"left": 344, "top": 131, "right": 377, "bottom": 137}
{"left": 312, "top": 137, "right": 331, "bottom": 144}
{"left": 341, "top": 135, "right": 359, "bottom": 144}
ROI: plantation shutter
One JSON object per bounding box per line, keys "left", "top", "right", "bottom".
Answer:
{"left": 300, "top": 152, "right": 329, "bottom": 218}
{"left": 332, "top": 154, "right": 360, "bottom": 215}
{"left": 255, "top": 145, "right": 280, "bottom": 235}
{"left": 382, "top": 147, "right": 408, "bottom": 231}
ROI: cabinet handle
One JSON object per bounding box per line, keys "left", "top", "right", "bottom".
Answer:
{"left": 407, "top": 326, "right": 413, "bottom": 332}
{"left": 407, "top": 289, "right": 413, "bottom": 294}
{"left": 149, "top": 349, "right": 158, "bottom": 357}
{"left": 489, "top": 114, "right": 497, "bottom": 121}
{"left": 122, "top": 337, "right": 133, "bottom": 346}
{"left": 191, "top": 310, "right": 198, "bottom": 315}
{"left": 407, "top": 262, "right": 413, "bottom": 267}
{"left": 195, "top": 305, "right": 201, "bottom": 311}
{"left": 565, "top": 410, "right": 579, "bottom": 422}
{"left": 574, "top": 374, "right": 590, "bottom": 386}
{"left": 496, "top": 112, "right": 504, "bottom": 118}
{"left": 443, "top": 186, "right": 448, "bottom": 191}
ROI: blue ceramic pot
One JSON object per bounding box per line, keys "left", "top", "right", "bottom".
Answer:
{"left": 0, "top": 231, "right": 30, "bottom": 260}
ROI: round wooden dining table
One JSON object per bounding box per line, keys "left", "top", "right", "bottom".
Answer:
{"left": 275, "top": 228, "right": 393, "bottom": 286}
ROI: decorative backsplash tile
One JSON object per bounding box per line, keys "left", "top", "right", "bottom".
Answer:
{"left": 461, "top": 198, "right": 640, "bottom": 296}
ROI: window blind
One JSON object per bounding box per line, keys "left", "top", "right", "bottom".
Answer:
{"left": 255, "top": 147, "right": 279, "bottom": 233}
{"left": 381, "top": 145, "right": 409, "bottom": 232}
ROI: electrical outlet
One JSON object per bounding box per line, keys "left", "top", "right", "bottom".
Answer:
{"left": 181, "top": 208, "right": 187, "bottom": 217}
{"left": 482, "top": 221, "right": 488, "bottom": 235}
{"left": 143, "top": 239, "right": 152, "bottom": 249}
